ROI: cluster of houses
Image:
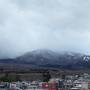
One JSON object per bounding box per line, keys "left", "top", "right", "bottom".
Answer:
{"left": 0, "top": 73, "right": 90, "bottom": 90}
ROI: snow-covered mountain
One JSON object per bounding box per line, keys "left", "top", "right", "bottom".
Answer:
{"left": 14, "top": 49, "right": 90, "bottom": 70}
{"left": 0, "top": 49, "right": 90, "bottom": 70}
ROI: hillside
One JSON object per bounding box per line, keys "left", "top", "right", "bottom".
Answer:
{"left": 0, "top": 50, "right": 90, "bottom": 70}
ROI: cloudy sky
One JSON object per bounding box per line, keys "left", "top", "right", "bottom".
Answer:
{"left": 0, "top": 0, "right": 89, "bottom": 58}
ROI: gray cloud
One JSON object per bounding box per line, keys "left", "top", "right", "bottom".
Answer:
{"left": 0, "top": 0, "right": 89, "bottom": 58}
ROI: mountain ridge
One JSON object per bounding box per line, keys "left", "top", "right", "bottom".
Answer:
{"left": 0, "top": 49, "right": 90, "bottom": 70}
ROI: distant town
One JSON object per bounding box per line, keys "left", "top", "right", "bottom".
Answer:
{"left": 0, "top": 72, "right": 90, "bottom": 90}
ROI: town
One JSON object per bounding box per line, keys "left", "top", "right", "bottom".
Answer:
{"left": 0, "top": 73, "right": 90, "bottom": 90}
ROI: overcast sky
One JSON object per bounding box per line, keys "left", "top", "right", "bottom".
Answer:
{"left": 0, "top": 0, "right": 89, "bottom": 58}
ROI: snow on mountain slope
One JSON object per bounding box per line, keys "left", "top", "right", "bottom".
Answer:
{"left": 0, "top": 49, "right": 90, "bottom": 70}
{"left": 14, "top": 49, "right": 90, "bottom": 69}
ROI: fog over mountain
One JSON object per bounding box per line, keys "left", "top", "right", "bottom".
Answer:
{"left": 0, "top": 0, "right": 89, "bottom": 58}
{"left": 1, "top": 49, "right": 90, "bottom": 70}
